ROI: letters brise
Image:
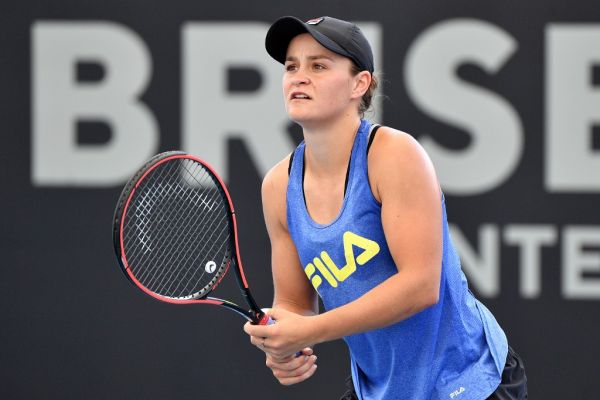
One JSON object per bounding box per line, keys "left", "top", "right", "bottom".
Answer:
{"left": 30, "top": 20, "right": 600, "bottom": 299}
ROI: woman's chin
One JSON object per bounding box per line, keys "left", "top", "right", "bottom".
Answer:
{"left": 287, "top": 112, "right": 313, "bottom": 125}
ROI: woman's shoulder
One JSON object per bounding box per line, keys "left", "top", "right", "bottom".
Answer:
{"left": 261, "top": 154, "right": 293, "bottom": 230}
{"left": 368, "top": 125, "right": 429, "bottom": 166}
{"left": 262, "top": 153, "right": 292, "bottom": 204}
{"left": 370, "top": 125, "right": 419, "bottom": 149}
{"left": 368, "top": 125, "right": 440, "bottom": 199}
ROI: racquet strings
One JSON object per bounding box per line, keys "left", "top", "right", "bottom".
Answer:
{"left": 121, "top": 158, "right": 232, "bottom": 300}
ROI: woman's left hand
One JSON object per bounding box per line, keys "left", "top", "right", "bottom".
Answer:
{"left": 244, "top": 308, "right": 320, "bottom": 360}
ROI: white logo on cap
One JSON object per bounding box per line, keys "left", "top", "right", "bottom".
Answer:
{"left": 306, "top": 17, "right": 324, "bottom": 25}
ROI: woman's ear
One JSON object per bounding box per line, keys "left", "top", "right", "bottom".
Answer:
{"left": 351, "top": 70, "right": 372, "bottom": 99}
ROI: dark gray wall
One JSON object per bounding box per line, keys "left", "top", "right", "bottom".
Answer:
{"left": 2, "top": 1, "right": 600, "bottom": 398}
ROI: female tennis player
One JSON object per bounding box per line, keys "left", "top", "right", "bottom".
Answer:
{"left": 244, "top": 16, "right": 527, "bottom": 399}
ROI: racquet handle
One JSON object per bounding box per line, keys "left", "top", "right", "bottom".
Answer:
{"left": 257, "top": 313, "right": 302, "bottom": 357}
{"left": 257, "top": 314, "right": 274, "bottom": 325}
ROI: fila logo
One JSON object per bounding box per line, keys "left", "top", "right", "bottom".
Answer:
{"left": 304, "top": 231, "right": 380, "bottom": 290}
{"left": 449, "top": 387, "right": 466, "bottom": 398}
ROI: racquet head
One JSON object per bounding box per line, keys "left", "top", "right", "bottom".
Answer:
{"left": 113, "top": 151, "right": 267, "bottom": 323}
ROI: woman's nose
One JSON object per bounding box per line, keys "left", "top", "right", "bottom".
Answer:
{"left": 291, "top": 67, "right": 310, "bottom": 85}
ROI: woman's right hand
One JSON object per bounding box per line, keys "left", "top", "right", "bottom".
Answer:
{"left": 265, "top": 347, "right": 318, "bottom": 385}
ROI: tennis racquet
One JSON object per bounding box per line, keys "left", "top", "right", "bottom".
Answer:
{"left": 112, "top": 150, "right": 271, "bottom": 325}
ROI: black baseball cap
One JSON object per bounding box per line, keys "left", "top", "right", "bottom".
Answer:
{"left": 265, "top": 16, "right": 374, "bottom": 73}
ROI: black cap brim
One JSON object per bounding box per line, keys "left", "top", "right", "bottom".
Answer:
{"left": 265, "top": 16, "right": 355, "bottom": 66}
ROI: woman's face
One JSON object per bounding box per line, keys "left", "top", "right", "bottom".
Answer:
{"left": 283, "top": 33, "right": 360, "bottom": 126}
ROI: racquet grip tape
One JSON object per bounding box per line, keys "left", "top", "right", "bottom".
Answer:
{"left": 258, "top": 314, "right": 273, "bottom": 325}
{"left": 258, "top": 314, "right": 303, "bottom": 357}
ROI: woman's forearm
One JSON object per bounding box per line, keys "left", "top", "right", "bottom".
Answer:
{"left": 311, "top": 270, "right": 439, "bottom": 344}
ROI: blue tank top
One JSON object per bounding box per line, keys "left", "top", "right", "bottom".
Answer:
{"left": 286, "top": 120, "right": 508, "bottom": 400}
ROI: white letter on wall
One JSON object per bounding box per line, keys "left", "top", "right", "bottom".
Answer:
{"left": 32, "top": 21, "right": 158, "bottom": 186}
{"left": 546, "top": 24, "right": 600, "bottom": 192}
{"left": 504, "top": 225, "right": 558, "bottom": 298}
{"left": 405, "top": 19, "right": 522, "bottom": 195}
{"left": 563, "top": 226, "right": 600, "bottom": 299}
{"left": 450, "top": 224, "right": 500, "bottom": 297}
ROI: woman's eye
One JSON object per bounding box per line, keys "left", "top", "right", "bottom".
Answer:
{"left": 285, "top": 64, "right": 297, "bottom": 72}
{"left": 314, "top": 64, "right": 325, "bottom": 70}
